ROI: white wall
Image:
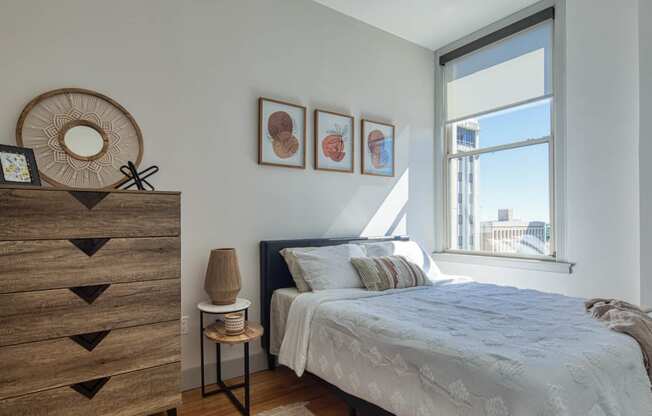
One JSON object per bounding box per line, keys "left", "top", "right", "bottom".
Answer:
{"left": 640, "top": 0, "right": 652, "bottom": 306}
{"left": 0, "top": 0, "right": 435, "bottom": 389}
{"left": 437, "top": 0, "right": 642, "bottom": 304}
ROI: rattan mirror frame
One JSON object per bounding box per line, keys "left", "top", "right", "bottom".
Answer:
{"left": 16, "top": 88, "right": 144, "bottom": 188}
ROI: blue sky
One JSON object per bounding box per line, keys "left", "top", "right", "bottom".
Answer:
{"left": 473, "top": 99, "right": 551, "bottom": 223}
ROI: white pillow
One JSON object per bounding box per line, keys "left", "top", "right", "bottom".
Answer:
{"left": 280, "top": 248, "right": 312, "bottom": 293}
{"left": 285, "top": 244, "right": 367, "bottom": 291}
{"left": 359, "top": 240, "right": 442, "bottom": 280}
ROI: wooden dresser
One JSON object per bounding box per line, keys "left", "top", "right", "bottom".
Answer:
{"left": 0, "top": 186, "right": 181, "bottom": 416}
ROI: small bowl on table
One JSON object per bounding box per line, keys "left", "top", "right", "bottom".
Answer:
{"left": 224, "top": 312, "right": 245, "bottom": 335}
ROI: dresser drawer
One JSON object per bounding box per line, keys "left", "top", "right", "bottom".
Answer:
{"left": 0, "top": 279, "right": 179, "bottom": 347}
{"left": 0, "top": 362, "right": 180, "bottom": 416}
{"left": 0, "top": 188, "right": 180, "bottom": 241}
{"left": 0, "top": 237, "right": 180, "bottom": 293}
{"left": 0, "top": 321, "right": 179, "bottom": 400}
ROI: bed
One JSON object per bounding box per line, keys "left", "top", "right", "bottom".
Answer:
{"left": 260, "top": 237, "right": 652, "bottom": 416}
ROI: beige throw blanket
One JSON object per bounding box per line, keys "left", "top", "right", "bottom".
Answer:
{"left": 586, "top": 298, "right": 652, "bottom": 383}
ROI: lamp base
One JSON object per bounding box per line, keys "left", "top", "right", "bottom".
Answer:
{"left": 208, "top": 290, "right": 239, "bottom": 306}
{"left": 211, "top": 299, "right": 237, "bottom": 306}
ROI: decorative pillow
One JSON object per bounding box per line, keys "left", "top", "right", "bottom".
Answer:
{"left": 351, "top": 255, "right": 431, "bottom": 291}
{"left": 282, "top": 244, "right": 366, "bottom": 291}
{"left": 359, "top": 240, "right": 442, "bottom": 280}
{"left": 280, "top": 249, "right": 312, "bottom": 292}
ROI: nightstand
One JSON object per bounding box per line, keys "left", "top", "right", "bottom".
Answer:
{"left": 197, "top": 299, "right": 263, "bottom": 416}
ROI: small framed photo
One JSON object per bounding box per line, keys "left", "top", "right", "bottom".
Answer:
{"left": 361, "top": 119, "right": 395, "bottom": 177}
{"left": 314, "top": 109, "right": 354, "bottom": 173}
{"left": 258, "top": 97, "right": 306, "bottom": 169}
{"left": 0, "top": 144, "right": 41, "bottom": 186}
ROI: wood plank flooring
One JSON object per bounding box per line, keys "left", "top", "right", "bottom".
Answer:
{"left": 177, "top": 368, "right": 349, "bottom": 415}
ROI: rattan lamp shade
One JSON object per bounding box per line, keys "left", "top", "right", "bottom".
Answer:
{"left": 204, "top": 248, "right": 242, "bottom": 305}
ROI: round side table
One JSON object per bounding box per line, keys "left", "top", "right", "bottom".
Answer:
{"left": 197, "top": 299, "right": 262, "bottom": 416}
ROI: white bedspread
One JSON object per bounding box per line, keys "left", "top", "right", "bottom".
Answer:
{"left": 279, "top": 280, "right": 652, "bottom": 416}
{"left": 270, "top": 287, "right": 302, "bottom": 355}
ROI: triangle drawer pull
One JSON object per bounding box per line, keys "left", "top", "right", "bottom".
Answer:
{"left": 70, "top": 377, "right": 111, "bottom": 399}
{"left": 69, "top": 284, "right": 110, "bottom": 304}
{"left": 69, "top": 330, "right": 111, "bottom": 352}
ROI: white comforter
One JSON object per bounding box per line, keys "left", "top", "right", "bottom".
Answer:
{"left": 279, "top": 280, "right": 652, "bottom": 416}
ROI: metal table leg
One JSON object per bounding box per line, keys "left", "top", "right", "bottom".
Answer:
{"left": 216, "top": 342, "right": 221, "bottom": 384}
{"left": 244, "top": 342, "right": 250, "bottom": 414}
{"left": 202, "top": 341, "right": 250, "bottom": 415}
{"left": 199, "top": 307, "right": 253, "bottom": 415}
{"left": 200, "top": 311, "right": 206, "bottom": 397}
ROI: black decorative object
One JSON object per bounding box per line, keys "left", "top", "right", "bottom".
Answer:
{"left": 69, "top": 191, "right": 109, "bottom": 209}
{"left": 71, "top": 377, "right": 111, "bottom": 399}
{"left": 69, "top": 284, "right": 111, "bottom": 304}
{"left": 116, "top": 161, "right": 159, "bottom": 191}
{"left": 70, "top": 330, "right": 111, "bottom": 352}
{"left": 0, "top": 144, "right": 41, "bottom": 187}
{"left": 69, "top": 238, "right": 110, "bottom": 257}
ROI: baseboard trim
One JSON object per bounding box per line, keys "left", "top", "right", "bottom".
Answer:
{"left": 182, "top": 351, "right": 268, "bottom": 391}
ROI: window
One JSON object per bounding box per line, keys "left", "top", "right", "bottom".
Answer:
{"left": 440, "top": 8, "right": 556, "bottom": 259}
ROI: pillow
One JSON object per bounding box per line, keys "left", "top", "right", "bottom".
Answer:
{"left": 351, "top": 255, "right": 431, "bottom": 291}
{"left": 280, "top": 249, "right": 312, "bottom": 292}
{"left": 281, "top": 244, "right": 367, "bottom": 291}
{"left": 359, "top": 240, "right": 442, "bottom": 280}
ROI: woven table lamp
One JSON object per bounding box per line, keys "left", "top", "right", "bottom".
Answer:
{"left": 204, "top": 248, "right": 242, "bottom": 305}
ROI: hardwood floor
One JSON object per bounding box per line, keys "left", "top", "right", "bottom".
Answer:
{"left": 177, "top": 368, "right": 349, "bottom": 415}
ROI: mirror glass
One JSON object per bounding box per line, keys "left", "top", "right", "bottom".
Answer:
{"left": 63, "top": 126, "right": 105, "bottom": 158}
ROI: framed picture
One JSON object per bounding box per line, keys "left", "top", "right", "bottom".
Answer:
{"left": 314, "top": 109, "right": 354, "bottom": 173}
{"left": 258, "top": 97, "right": 306, "bottom": 169}
{"left": 0, "top": 144, "right": 41, "bottom": 186}
{"left": 361, "top": 119, "right": 395, "bottom": 177}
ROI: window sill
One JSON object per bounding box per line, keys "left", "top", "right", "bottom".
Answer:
{"left": 432, "top": 251, "right": 574, "bottom": 274}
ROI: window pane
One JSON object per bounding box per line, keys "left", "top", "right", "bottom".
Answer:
{"left": 444, "top": 20, "right": 552, "bottom": 122}
{"left": 448, "top": 98, "right": 551, "bottom": 154}
{"left": 449, "top": 143, "right": 551, "bottom": 256}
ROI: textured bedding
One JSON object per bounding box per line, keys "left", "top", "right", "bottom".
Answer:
{"left": 270, "top": 287, "right": 302, "bottom": 355}
{"left": 279, "top": 280, "right": 652, "bottom": 416}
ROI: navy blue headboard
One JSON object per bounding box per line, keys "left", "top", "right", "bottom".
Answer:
{"left": 259, "top": 235, "right": 409, "bottom": 367}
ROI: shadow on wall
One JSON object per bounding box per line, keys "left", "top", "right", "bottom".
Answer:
{"left": 360, "top": 168, "right": 409, "bottom": 237}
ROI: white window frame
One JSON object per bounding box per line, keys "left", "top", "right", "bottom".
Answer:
{"left": 434, "top": 0, "right": 569, "bottom": 266}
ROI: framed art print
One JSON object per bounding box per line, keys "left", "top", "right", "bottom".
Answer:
{"left": 0, "top": 144, "right": 41, "bottom": 186}
{"left": 314, "top": 109, "right": 354, "bottom": 173}
{"left": 361, "top": 119, "right": 395, "bottom": 177}
{"left": 258, "top": 97, "right": 306, "bottom": 169}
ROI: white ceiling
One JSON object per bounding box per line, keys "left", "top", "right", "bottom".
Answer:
{"left": 312, "top": 0, "right": 541, "bottom": 51}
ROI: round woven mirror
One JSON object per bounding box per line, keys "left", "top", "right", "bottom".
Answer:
{"left": 16, "top": 88, "right": 143, "bottom": 188}
{"left": 60, "top": 121, "right": 108, "bottom": 160}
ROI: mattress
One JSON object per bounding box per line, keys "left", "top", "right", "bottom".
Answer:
{"left": 270, "top": 287, "right": 302, "bottom": 355}
{"left": 279, "top": 280, "right": 652, "bottom": 416}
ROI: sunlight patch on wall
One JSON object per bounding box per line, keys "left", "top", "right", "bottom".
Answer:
{"left": 361, "top": 168, "right": 409, "bottom": 237}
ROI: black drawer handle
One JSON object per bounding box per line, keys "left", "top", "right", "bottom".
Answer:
{"left": 71, "top": 377, "right": 110, "bottom": 399}
{"left": 69, "top": 238, "right": 110, "bottom": 257}
{"left": 69, "top": 191, "right": 109, "bottom": 210}
{"left": 70, "top": 330, "right": 111, "bottom": 352}
{"left": 70, "top": 284, "right": 110, "bottom": 304}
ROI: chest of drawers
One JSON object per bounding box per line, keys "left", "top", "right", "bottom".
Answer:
{"left": 0, "top": 186, "right": 181, "bottom": 416}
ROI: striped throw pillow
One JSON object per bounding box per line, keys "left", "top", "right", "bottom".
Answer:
{"left": 351, "top": 255, "right": 431, "bottom": 291}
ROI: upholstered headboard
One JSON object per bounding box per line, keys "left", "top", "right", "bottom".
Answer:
{"left": 259, "top": 235, "right": 409, "bottom": 368}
